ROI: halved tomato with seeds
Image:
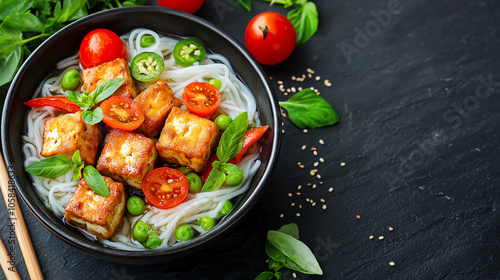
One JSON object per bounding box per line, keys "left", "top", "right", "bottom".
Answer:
{"left": 182, "top": 82, "right": 221, "bottom": 118}
{"left": 100, "top": 96, "right": 144, "bottom": 131}
{"left": 142, "top": 168, "right": 189, "bottom": 209}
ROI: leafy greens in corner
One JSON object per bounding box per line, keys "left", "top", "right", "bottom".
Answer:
{"left": 279, "top": 88, "right": 339, "bottom": 129}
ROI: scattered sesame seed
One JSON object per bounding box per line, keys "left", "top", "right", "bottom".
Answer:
{"left": 314, "top": 162, "right": 319, "bottom": 167}
{"left": 292, "top": 272, "right": 297, "bottom": 278}
{"left": 301, "top": 145, "right": 306, "bottom": 150}
{"left": 379, "top": 236, "right": 384, "bottom": 240}
{"left": 288, "top": 193, "right": 293, "bottom": 197}
{"left": 310, "top": 86, "right": 315, "bottom": 90}
{"left": 280, "top": 214, "right": 284, "bottom": 218}
{"left": 299, "top": 164, "right": 304, "bottom": 168}
{"left": 296, "top": 192, "right": 301, "bottom": 196}
{"left": 299, "top": 205, "right": 302, "bottom": 209}
{"left": 284, "top": 92, "right": 288, "bottom": 96}
{"left": 319, "top": 139, "right": 325, "bottom": 145}
{"left": 329, "top": 187, "right": 333, "bottom": 192}
{"left": 308, "top": 73, "right": 312, "bottom": 78}
{"left": 314, "top": 89, "right": 319, "bottom": 93}
{"left": 291, "top": 87, "right": 296, "bottom": 93}
{"left": 286, "top": 88, "right": 291, "bottom": 93}
{"left": 356, "top": 215, "right": 361, "bottom": 219}
{"left": 298, "top": 185, "right": 302, "bottom": 190}
{"left": 317, "top": 174, "right": 321, "bottom": 179}
{"left": 306, "top": 68, "right": 314, "bottom": 74}
{"left": 313, "top": 151, "right": 318, "bottom": 156}
{"left": 322, "top": 205, "right": 327, "bottom": 210}
{"left": 312, "top": 202, "right": 316, "bottom": 206}
{"left": 319, "top": 181, "right": 323, "bottom": 185}
{"left": 313, "top": 184, "right": 317, "bottom": 189}
{"left": 303, "top": 129, "right": 308, "bottom": 133}
{"left": 291, "top": 203, "right": 295, "bottom": 206}
{"left": 340, "top": 162, "right": 346, "bottom": 166}
{"left": 311, "top": 147, "right": 317, "bottom": 151}
{"left": 269, "top": 77, "right": 273, "bottom": 80}
{"left": 282, "top": 129, "right": 285, "bottom": 133}
{"left": 296, "top": 213, "right": 301, "bottom": 217}
{"left": 320, "top": 157, "right": 325, "bottom": 162}
{"left": 306, "top": 198, "right": 310, "bottom": 202}
{"left": 298, "top": 87, "right": 303, "bottom": 91}
{"left": 369, "top": 235, "right": 374, "bottom": 240}
{"left": 306, "top": 183, "right": 312, "bottom": 186}
{"left": 291, "top": 76, "right": 296, "bottom": 80}
{"left": 324, "top": 79, "right": 332, "bottom": 87}
{"left": 315, "top": 76, "right": 321, "bottom": 81}
{"left": 389, "top": 262, "right": 395, "bottom": 267}
{"left": 278, "top": 80, "right": 283, "bottom": 85}
{"left": 389, "top": 227, "right": 394, "bottom": 231}
{"left": 320, "top": 199, "right": 325, "bottom": 203}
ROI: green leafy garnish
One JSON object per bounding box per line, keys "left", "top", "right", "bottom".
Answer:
{"left": 201, "top": 112, "right": 248, "bottom": 192}
{"left": 254, "top": 223, "right": 323, "bottom": 279}
{"left": 65, "top": 77, "right": 125, "bottom": 125}
{"left": 238, "top": 0, "right": 252, "bottom": 11}
{"left": 25, "top": 150, "right": 110, "bottom": 197}
{"left": 279, "top": 88, "right": 339, "bottom": 129}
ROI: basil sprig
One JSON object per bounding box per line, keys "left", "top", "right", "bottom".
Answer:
{"left": 26, "top": 151, "right": 110, "bottom": 197}
{"left": 254, "top": 223, "right": 323, "bottom": 279}
{"left": 66, "top": 78, "right": 125, "bottom": 125}
{"left": 201, "top": 112, "right": 248, "bottom": 192}
{"left": 279, "top": 88, "right": 339, "bottom": 129}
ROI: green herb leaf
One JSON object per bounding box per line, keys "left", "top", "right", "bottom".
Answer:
{"left": 238, "top": 0, "right": 252, "bottom": 11}
{"left": 71, "top": 150, "right": 83, "bottom": 166}
{"left": 83, "top": 165, "right": 109, "bottom": 197}
{"left": 93, "top": 78, "right": 126, "bottom": 103}
{"left": 1, "top": 12, "right": 44, "bottom": 32}
{"left": 279, "top": 89, "right": 339, "bottom": 129}
{"left": 0, "top": 46, "right": 21, "bottom": 87}
{"left": 71, "top": 150, "right": 84, "bottom": 181}
{"left": 267, "top": 230, "right": 323, "bottom": 275}
{"left": 287, "top": 1, "right": 318, "bottom": 45}
{"left": 268, "top": 258, "right": 284, "bottom": 272}
{"left": 65, "top": 91, "right": 88, "bottom": 109}
{"left": 253, "top": 271, "right": 275, "bottom": 280}
{"left": 201, "top": 168, "right": 226, "bottom": 192}
{"left": 277, "top": 223, "right": 299, "bottom": 239}
{"left": 220, "top": 162, "right": 243, "bottom": 177}
{"left": 25, "top": 155, "right": 74, "bottom": 178}
{"left": 0, "top": 0, "right": 33, "bottom": 20}
{"left": 266, "top": 240, "right": 286, "bottom": 262}
{"left": 274, "top": 271, "right": 282, "bottom": 280}
{"left": 82, "top": 107, "right": 103, "bottom": 125}
{"left": 217, "top": 111, "right": 248, "bottom": 163}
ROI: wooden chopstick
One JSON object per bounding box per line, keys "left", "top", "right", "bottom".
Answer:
{"left": 0, "top": 237, "right": 21, "bottom": 280}
{"left": 0, "top": 155, "right": 44, "bottom": 280}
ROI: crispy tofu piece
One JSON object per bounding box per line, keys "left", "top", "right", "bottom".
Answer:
{"left": 134, "top": 80, "right": 181, "bottom": 137}
{"left": 82, "top": 58, "right": 138, "bottom": 99}
{"left": 156, "top": 107, "right": 219, "bottom": 173}
{"left": 41, "top": 111, "right": 101, "bottom": 166}
{"left": 65, "top": 176, "right": 126, "bottom": 239}
{"left": 96, "top": 129, "right": 157, "bottom": 189}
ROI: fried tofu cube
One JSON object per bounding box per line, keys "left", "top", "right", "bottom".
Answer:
{"left": 156, "top": 107, "right": 219, "bottom": 173}
{"left": 65, "top": 176, "right": 126, "bottom": 239}
{"left": 134, "top": 80, "right": 181, "bottom": 137}
{"left": 82, "top": 58, "right": 138, "bottom": 99}
{"left": 41, "top": 111, "right": 101, "bottom": 166}
{"left": 96, "top": 129, "right": 157, "bottom": 189}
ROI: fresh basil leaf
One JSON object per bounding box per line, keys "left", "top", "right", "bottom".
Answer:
{"left": 238, "top": 0, "right": 251, "bottom": 11}
{"left": 65, "top": 90, "right": 89, "bottom": 109}
{"left": 0, "top": 46, "right": 21, "bottom": 87}
{"left": 274, "top": 271, "right": 282, "bottom": 280}
{"left": 71, "top": 150, "right": 83, "bottom": 166}
{"left": 266, "top": 240, "right": 286, "bottom": 263}
{"left": 2, "top": 12, "right": 44, "bottom": 32}
{"left": 72, "top": 164, "right": 83, "bottom": 181}
{"left": 217, "top": 111, "right": 248, "bottom": 163}
{"left": 93, "top": 78, "right": 126, "bottom": 103}
{"left": 25, "top": 155, "right": 74, "bottom": 178}
{"left": 83, "top": 165, "right": 109, "bottom": 197}
{"left": 277, "top": 223, "right": 299, "bottom": 239}
{"left": 268, "top": 258, "right": 283, "bottom": 273}
{"left": 279, "top": 89, "right": 339, "bottom": 129}
{"left": 0, "top": 26, "right": 23, "bottom": 57}
{"left": 212, "top": 160, "right": 221, "bottom": 170}
{"left": 267, "top": 231, "right": 323, "bottom": 275}
{"left": 287, "top": 1, "right": 318, "bottom": 45}
{"left": 33, "top": 0, "right": 51, "bottom": 15}
{"left": 220, "top": 162, "right": 243, "bottom": 177}
{"left": 0, "top": 0, "right": 33, "bottom": 20}
{"left": 253, "top": 271, "right": 274, "bottom": 280}
{"left": 201, "top": 168, "right": 226, "bottom": 192}
{"left": 82, "top": 107, "right": 103, "bottom": 125}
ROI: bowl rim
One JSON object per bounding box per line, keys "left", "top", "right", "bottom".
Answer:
{"left": 1, "top": 6, "right": 281, "bottom": 259}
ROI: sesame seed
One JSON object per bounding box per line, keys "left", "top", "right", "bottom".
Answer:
{"left": 379, "top": 236, "right": 384, "bottom": 240}
{"left": 296, "top": 192, "right": 301, "bottom": 195}
{"left": 317, "top": 174, "right": 321, "bottom": 179}
{"left": 322, "top": 205, "right": 327, "bottom": 210}
{"left": 389, "top": 227, "right": 394, "bottom": 231}
{"left": 291, "top": 76, "right": 296, "bottom": 80}
{"left": 306, "top": 183, "right": 311, "bottom": 186}
{"left": 298, "top": 185, "right": 302, "bottom": 190}
{"left": 293, "top": 272, "right": 297, "bottom": 278}
{"left": 340, "top": 162, "right": 346, "bottom": 166}
{"left": 320, "top": 157, "right": 325, "bottom": 162}
{"left": 313, "top": 151, "right": 318, "bottom": 156}
{"left": 329, "top": 187, "right": 333, "bottom": 192}
{"left": 389, "top": 262, "right": 395, "bottom": 267}
{"left": 280, "top": 214, "right": 284, "bottom": 218}
{"left": 282, "top": 129, "right": 285, "bottom": 133}
{"left": 312, "top": 202, "right": 316, "bottom": 206}
{"left": 299, "top": 164, "right": 304, "bottom": 168}
{"left": 288, "top": 193, "right": 292, "bottom": 197}
{"left": 311, "top": 147, "right": 317, "bottom": 151}
{"left": 298, "top": 87, "right": 303, "bottom": 91}
{"left": 319, "top": 181, "right": 324, "bottom": 184}
{"left": 319, "top": 139, "right": 325, "bottom": 145}
{"left": 320, "top": 199, "right": 325, "bottom": 203}
{"left": 308, "top": 73, "right": 312, "bottom": 78}
{"left": 291, "top": 87, "right": 296, "bottom": 93}
{"left": 314, "top": 162, "right": 319, "bottom": 167}
{"left": 306, "top": 68, "right": 314, "bottom": 74}
{"left": 284, "top": 92, "right": 288, "bottom": 96}
{"left": 313, "top": 184, "right": 317, "bottom": 189}
{"left": 269, "top": 77, "right": 273, "bottom": 80}
{"left": 286, "top": 88, "right": 291, "bottom": 93}
{"left": 315, "top": 76, "right": 321, "bottom": 81}
{"left": 306, "top": 198, "right": 310, "bottom": 202}
{"left": 296, "top": 213, "right": 301, "bottom": 217}
{"left": 324, "top": 79, "right": 332, "bottom": 87}
{"left": 310, "top": 86, "right": 315, "bottom": 90}
{"left": 369, "top": 235, "right": 374, "bottom": 240}
{"left": 356, "top": 215, "right": 361, "bottom": 219}
{"left": 278, "top": 80, "right": 283, "bottom": 85}
{"left": 291, "top": 203, "right": 295, "bottom": 206}
{"left": 301, "top": 145, "right": 306, "bottom": 150}
{"left": 303, "top": 129, "right": 308, "bottom": 133}
{"left": 299, "top": 205, "right": 302, "bottom": 209}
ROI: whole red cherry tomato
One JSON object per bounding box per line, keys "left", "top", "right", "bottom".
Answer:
{"left": 245, "top": 12, "right": 296, "bottom": 65}
{"left": 157, "top": 0, "right": 204, "bottom": 14}
{"left": 79, "top": 29, "right": 127, "bottom": 69}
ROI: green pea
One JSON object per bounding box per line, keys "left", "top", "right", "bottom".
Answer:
{"left": 143, "top": 230, "right": 162, "bottom": 249}
{"left": 140, "top": 35, "right": 156, "bottom": 48}
{"left": 127, "top": 196, "right": 145, "bottom": 215}
{"left": 197, "top": 216, "right": 216, "bottom": 231}
{"left": 186, "top": 172, "right": 202, "bottom": 193}
{"left": 176, "top": 225, "right": 194, "bottom": 241}
{"left": 178, "top": 166, "right": 191, "bottom": 175}
{"left": 225, "top": 172, "right": 243, "bottom": 186}
{"left": 62, "top": 69, "right": 80, "bottom": 91}
{"left": 208, "top": 78, "right": 222, "bottom": 90}
{"left": 219, "top": 200, "right": 233, "bottom": 216}
{"left": 133, "top": 221, "right": 151, "bottom": 242}
{"left": 214, "top": 115, "right": 233, "bottom": 131}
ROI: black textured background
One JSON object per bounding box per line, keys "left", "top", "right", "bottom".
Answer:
{"left": 1, "top": 0, "right": 500, "bottom": 279}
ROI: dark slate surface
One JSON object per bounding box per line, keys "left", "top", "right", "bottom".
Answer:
{"left": 1, "top": 0, "right": 500, "bottom": 279}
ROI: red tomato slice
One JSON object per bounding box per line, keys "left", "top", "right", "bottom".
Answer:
{"left": 157, "top": 0, "right": 204, "bottom": 13}
{"left": 200, "top": 154, "right": 237, "bottom": 183}
{"left": 142, "top": 168, "right": 189, "bottom": 209}
{"left": 24, "top": 96, "right": 81, "bottom": 113}
{"left": 79, "top": 29, "right": 127, "bottom": 69}
{"left": 100, "top": 96, "right": 144, "bottom": 131}
{"left": 235, "top": 125, "right": 269, "bottom": 162}
{"left": 182, "top": 82, "right": 221, "bottom": 118}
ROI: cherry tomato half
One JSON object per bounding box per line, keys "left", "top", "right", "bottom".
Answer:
{"left": 142, "top": 167, "right": 189, "bottom": 209}
{"left": 79, "top": 29, "right": 127, "bottom": 69}
{"left": 24, "top": 96, "right": 81, "bottom": 113}
{"left": 100, "top": 96, "right": 145, "bottom": 131}
{"left": 235, "top": 125, "right": 269, "bottom": 162}
{"left": 245, "top": 12, "right": 296, "bottom": 65}
{"left": 182, "top": 82, "right": 221, "bottom": 118}
{"left": 157, "top": 0, "right": 204, "bottom": 14}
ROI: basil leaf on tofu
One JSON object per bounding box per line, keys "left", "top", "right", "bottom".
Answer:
{"left": 267, "top": 230, "right": 323, "bottom": 275}
{"left": 287, "top": 1, "right": 318, "bottom": 45}
{"left": 82, "top": 107, "right": 103, "bottom": 125}
{"left": 217, "top": 111, "right": 248, "bottom": 163}
{"left": 201, "top": 168, "right": 226, "bottom": 193}
{"left": 83, "top": 165, "right": 109, "bottom": 197}
{"left": 253, "top": 271, "right": 275, "bottom": 280}
{"left": 25, "top": 155, "right": 74, "bottom": 178}
{"left": 71, "top": 150, "right": 84, "bottom": 181}
{"left": 93, "top": 78, "right": 126, "bottom": 103}
{"left": 279, "top": 89, "right": 339, "bottom": 129}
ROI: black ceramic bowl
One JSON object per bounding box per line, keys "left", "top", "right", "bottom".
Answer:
{"left": 1, "top": 7, "right": 280, "bottom": 264}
